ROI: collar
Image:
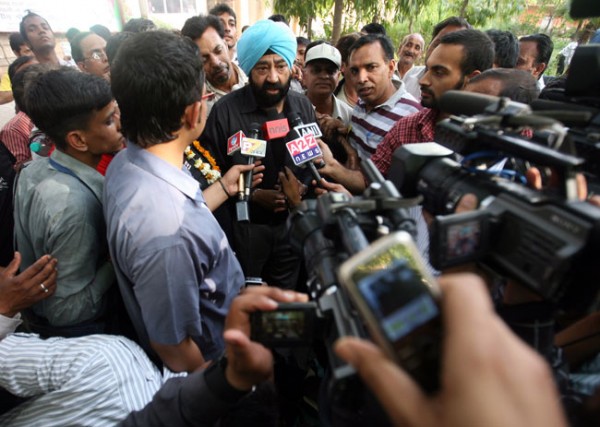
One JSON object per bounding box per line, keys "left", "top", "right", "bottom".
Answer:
{"left": 423, "top": 107, "right": 440, "bottom": 123}
{"left": 125, "top": 142, "right": 201, "bottom": 201}
{"left": 356, "top": 83, "right": 410, "bottom": 112}
{"left": 50, "top": 149, "right": 104, "bottom": 201}
{"left": 537, "top": 76, "right": 545, "bottom": 92}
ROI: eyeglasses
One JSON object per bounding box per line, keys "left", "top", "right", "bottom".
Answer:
{"left": 202, "top": 92, "right": 216, "bottom": 101}
{"left": 85, "top": 50, "right": 108, "bottom": 62}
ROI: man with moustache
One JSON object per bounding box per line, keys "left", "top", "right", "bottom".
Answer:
{"left": 201, "top": 19, "right": 316, "bottom": 290}
{"left": 319, "top": 29, "right": 495, "bottom": 191}
{"left": 181, "top": 15, "right": 247, "bottom": 115}
{"left": 345, "top": 33, "right": 421, "bottom": 161}
{"left": 403, "top": 16, "right": 471, "bottom": 102}
{"left": 71, "top": 31, "right": 111, "bottom": 81}
{"left": 396, "top": 33, "right": 425, "bottom": 99}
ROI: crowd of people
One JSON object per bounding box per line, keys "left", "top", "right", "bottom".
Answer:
{"left": 0, "top": 5, "right": 599, "bottom": 426}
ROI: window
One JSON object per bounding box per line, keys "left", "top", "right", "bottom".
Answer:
{"left": 149, "top": 0, "right": 196, "bottom": 14}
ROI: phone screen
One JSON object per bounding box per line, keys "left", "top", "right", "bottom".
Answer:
{"left": 349, "top": 246, "right": 439, "bottom": 352}
{"left": 254, "top": 309, "right": 307, "bottom": 340}
{"left": 341, "top": 233, "right": 442, "bottom": 393}
{"left": 250, "top": 302, "right": 317, "bottom": 347}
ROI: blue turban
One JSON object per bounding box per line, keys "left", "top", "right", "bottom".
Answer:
{"left": 237, "top": 20, "right": 297, "bottom": 76}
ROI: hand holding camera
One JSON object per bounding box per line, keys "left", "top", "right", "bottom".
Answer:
{"left": 223, "top": 286, "right": 308, "bottom": 391}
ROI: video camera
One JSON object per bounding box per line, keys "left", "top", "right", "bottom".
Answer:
{"left": 251, "top": 160, "right": 442, "bottom": 406}
{"left": 532, "top": 44, "right": 600, "bottom": 191}
{"left": 389, "top": 91, "right": 600, "bottom": 313}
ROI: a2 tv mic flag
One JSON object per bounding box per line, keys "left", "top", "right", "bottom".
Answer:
{"left": 286, "top": 133, "right": 322, "bottom": 167}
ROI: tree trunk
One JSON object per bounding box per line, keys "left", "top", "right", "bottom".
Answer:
{"left": 139, "top": 0, "right": 149, "bottom": 18}
{"left": 459, "top": 0, "right": 469, "bottom": 18}
{"left": 307, "top": 17, "right": 313, "bottom": 40}
{"left": 332, "top": 0, "right": 344, "bottom": 44}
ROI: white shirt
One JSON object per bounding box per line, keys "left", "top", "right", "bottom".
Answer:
{"left": 402, "top": 65, "right": 425, "bottom": 101}
{"left": 0, "top": 333, "right": 166, "bottom": 426}
{"left": 0, "top": 313, "right": 21, "bottom": 341}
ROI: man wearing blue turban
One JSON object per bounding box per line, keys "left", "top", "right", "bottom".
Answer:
{"left": 201, "top": 19, "right": 318, "bottom": 291}
{"left": 236, "top": 20, "right": 297, "bottom": 77}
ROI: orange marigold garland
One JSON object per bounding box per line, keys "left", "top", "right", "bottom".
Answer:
{"left": 184, "top": 140, "right": 222, "bottom": 184}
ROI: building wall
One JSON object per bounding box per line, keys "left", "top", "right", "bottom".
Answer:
{"left": 0, "top": 0, "right": 272, "bottom": 79}
{"left": 0, "top": 35, "right": 70, "bottom": 80}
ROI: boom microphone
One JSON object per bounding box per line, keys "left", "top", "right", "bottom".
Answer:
{"left": 439, "top": 90, "right": 531, "bottom": 117}
{"left": 440, "top": 90, "right": 591, "bottom": 128}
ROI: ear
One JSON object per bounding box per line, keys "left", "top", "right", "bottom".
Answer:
{"left": 388, "top": 59, "right": 396, "bottom": 77}
{"left": 183, "top": 101, "right": 202, "bottom": 129}
{"left": 76, "top": 62, "right": 86, "bottom": 73}
{"left": 65, "top": 130, "right": 88, "bottom": 153}
{"left": 534, "top": 62, "right": 546, "bottom": 78}
{"left": 463, "top": 70, "right": 481, "bottom": 87}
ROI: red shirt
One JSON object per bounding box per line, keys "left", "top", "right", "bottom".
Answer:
{"left": 96, "top": 154, "right": 114, "bottom": 176}
{"left": 371, "top": 108, "right": 439, "bottom": 176}
{"left": 0, "top": 111, "right": 34, "bottom": 170}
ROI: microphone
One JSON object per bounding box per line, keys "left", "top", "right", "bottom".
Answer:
{"left": 439, "top": 90, "right": 531, "bottom": 117}
{"left": 262, "top": 109, "right": 290, "bottom": 140}
{"left": 439, "top": 90, "right": 585, "bottom": 129}
{"left": 530, "top": 99, "right": 594, "bottom": 127}
{"left": 227, "top": 130, "right": 246, "bottom": 200}
{"left": 286, "top": 113, "right": 325, "bottom": 186}
{"left": 237, "top": 123, "right": 267, "bottom": 222}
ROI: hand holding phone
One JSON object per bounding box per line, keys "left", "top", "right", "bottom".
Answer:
{"left": 338, "top": 231, "right": 442, "bottom": 393}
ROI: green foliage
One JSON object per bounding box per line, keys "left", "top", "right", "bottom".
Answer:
{"left": 274, "top": 0, "right": 598, "bottom": 51}
{"left": 272, "top": 0, "right": 334, "bottom": 34}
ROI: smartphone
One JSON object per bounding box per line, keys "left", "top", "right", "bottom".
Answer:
{"left": 250, "top": 302, "right": 317, "bottom": 347}
{"left": 338, "top": 231, "right": 442, "bottom": 393}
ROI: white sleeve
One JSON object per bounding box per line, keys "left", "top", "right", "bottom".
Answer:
{"left": 0, "top": 313, "right": 21, "bottom": 341}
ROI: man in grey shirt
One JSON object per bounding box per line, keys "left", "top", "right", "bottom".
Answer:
{"left": 13, "top": 67, "right": 124, "bottom": 335}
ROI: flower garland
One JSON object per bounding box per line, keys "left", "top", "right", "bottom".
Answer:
{"left": 184, "top": 140, "right": 222, "bottom": 184}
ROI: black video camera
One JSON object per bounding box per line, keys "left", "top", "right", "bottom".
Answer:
{"left": 250, "top": 160, "right": 442, "bottom": 398}
{"left": 389, "top": 96, "right": 600, "bottom": 313}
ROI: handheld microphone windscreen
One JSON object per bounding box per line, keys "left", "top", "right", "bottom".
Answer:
{"left": 227, "top": 131, "right": 245, "bottom": 156}
{"left": 241, "top": 123, "right": 267, "bottom": 158}
{"left": 262, "top": 108, "right": 290, "bottom": 140}
{"left": 285, "top": 132, "right": 322, "bottom": 167}
{"left": 288, "top": 112, "right": 323, "bottom": 138}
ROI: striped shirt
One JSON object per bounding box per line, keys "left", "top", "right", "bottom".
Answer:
{"left": 0, "top": 112, "right": 33, "bottom": 170}
{"left": 349, "top": 83, "right": 422, "bottom": 160}
{"left": 0, "top": 333, "right": 165, "bottom": 426}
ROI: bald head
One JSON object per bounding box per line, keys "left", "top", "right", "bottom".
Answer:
{"left": 397, "top": 33, "right": 424, "bottom": 75}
